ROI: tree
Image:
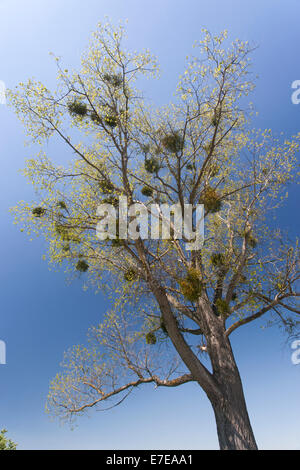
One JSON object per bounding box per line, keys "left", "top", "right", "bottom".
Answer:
{"left": 9, "top": 23, "right": 300, "bottom": 450}
{"left": 0, "top": 429, "right": 17, "bottom": 450}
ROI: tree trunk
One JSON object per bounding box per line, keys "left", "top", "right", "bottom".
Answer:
{"left": 211, "top": 382, "right": 258, "bottom": 450}
{"left": 151, "top": 285, "right": 257, "bottom": 450}
{"left": 206, "top": 321, "right": 258, "bottom": 450}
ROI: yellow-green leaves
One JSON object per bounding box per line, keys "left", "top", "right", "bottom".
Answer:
{"left": 8, "top": 21, "right": 300, "bottom": 340}
{"left": 179, "top": 268, "right": 202, "bottom": 302}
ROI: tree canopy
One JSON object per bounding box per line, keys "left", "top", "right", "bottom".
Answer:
{"left": 8, "top": 23, "right": 299, "bottom": 445}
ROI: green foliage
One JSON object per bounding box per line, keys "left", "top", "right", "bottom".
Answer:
{"left": 124, "top": 268, "right": 137, "bottom": 282}
{"left": 32, "top": 207, "right": 46, "bottom": 217}
{"left": 8, "top": 22, "right": 300, "bottom": 429}
{"left": 103, "top": 73, "right": 123, "bottom": 88}
{"left": 102, "top": 195, "right": 119, "bottom": 206}
{"left": 203, "top": 143, "right": 213, "bottom": 154}
{"left": 211, "top": 252, "right": 226, "bottom": 268}
{"left": 200, "top": 187, "right": 222, "bottom": 213}
{"left": 99, "top": 179, "right": 114, "bottom": 193}
{"left": 55, "top": 223, "right": 80, "bottom": 243}
{"left": 104, "top": 114, "right": 118, "bottom": 128}
{"left": 211, "top": 109, "right": 221, "bottom": 127}
{"left": 57, "top": 201, "right": 67, "bottom": 211}
{"left": 209, "top": 163, "right": 220, "bottom": 177}
{"left": 140, "top": 144, "right": 150, "bottom": 155}
{"left": 215, "top": 298, "right": 230, "bottom": 317}
{"left": 62, "top": 243, "right": 70, "bottom": 253}
{"left": 54, "top": 223, "right": 66, "bottom": 237}
{"left": 141, "top": 186, "right": 153, "bottom": 197}
{"left": 90, "top": 111, "right": 101, "bottom": 124}
{"left": 179, "top": 268, "right": 202, "bottom": 302}
{"left": 0, "top": 429, "right": 17, "bottom": 451}
{"left": 146, "top": 331, "right": 157, "bottom": 345}
{"left": 248, "top": 235, "right": 258, "bottom": 248}
{"left": 67, "top": 101, "right": 87, "bottom": 117}
{"left": 76, "top": 260, "right": 89, "bottom": 272}
{"left": 161, "top": 132, "right": 184, "bottom": 153}
{"left": 239, "top": 274, "right": 248, "bottom": 284}
{"left": 111, "top": 237, "right": 124, "bottom": 247}
{"left": 145, "top": 157, "right": 160, "bottom": 174}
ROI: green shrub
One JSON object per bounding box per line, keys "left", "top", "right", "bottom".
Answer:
{"left": 104, "top": 114, "right": 118, "bottom": 128}
{"left": 211, "top": 109, "right": 221, "bottom": 127}
{"left": 62, "top": 243, "right": 70, "bottom": 253}
{"left": 146, "top": 331, "right": 157, "bottom": 345}
{"left": 141, "top": 186, "right": 153, "bottom": 197}
{"left": 248, "top": 235, "right": 258, "bottom": 248}
{"left": 145, "top": 157, "right": 160, "bottom": 174}
{"left": 55, "top": 224, "right": 80, "bottom": 243}
{"left": 32, "top": 207, "right": 46, "bottom": 217}
{"left": 124, "top": 268, "right": 137, "bottom": 282}
{"left": 68, "top": 101, "right": 87, "bottom": 117}
{"left": 215, "top": 298, "right": 230, "bottom": 317}
{"left": 111, "top": 237, "right": 124, "bottom": 247}
{"left": 57, "top": 201, "right": 67, "bottom": 211}
{"left": 99, "top": 179, "right": 114, "bottom": 193}
{"left": 179, "top": 268, "right": 202, "bottom": 302}
{"left": 103, "top": 73, "right": 123, "bottom": 88}
{"left": 141, "top": 144, "right": 150, "bottom": 155}
{"left": 200, "top": 187, "right": 222, "bottom": 213}
{"left": 161, "top": 132, "right": 184, "bottom": 153}
{"left": 0, "top": 429, "right": 17, "bottom": 450}
{"left": 211, "top": 252, "right": 226, "bottom": 267}
{"left": 55, "top": 223, "right": 68, "bottom": 239}
{"left": 90, "top": 111, "right": 101, "bottom": 123}
{"left": 102, "top": 196, "right": 119, "bottom": 207}
{"left": 76, "top": 260, "right": 89, "bottom": 272}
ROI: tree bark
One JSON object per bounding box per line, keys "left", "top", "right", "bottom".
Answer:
{"left": 209, "top": 358, "right": 258, "bottom": 450}
{"left": 205, "top": 313, "right": 258, "bottom": 450}
{"left": 151, "top": 284, "right": 257, "bottom": 450}
{"left": 212, "top": 395, "right": 258, "bottom": 450}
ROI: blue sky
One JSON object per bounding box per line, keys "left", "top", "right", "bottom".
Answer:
{"left": 0, "top": 0, "right": 299, "bottom": 450}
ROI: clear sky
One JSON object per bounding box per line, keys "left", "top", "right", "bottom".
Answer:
{"left": 0, "top": 0, "right": 299, "bottom": 450}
